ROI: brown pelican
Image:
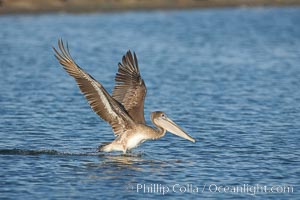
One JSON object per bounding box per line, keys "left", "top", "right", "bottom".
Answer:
{"left": 53, "top": 39, "right": 195, "bottom": 154}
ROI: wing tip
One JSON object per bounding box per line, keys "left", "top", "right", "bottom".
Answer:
{"left": 121, "top": 49, "right": 140, "bottom": 72}
{"left": 53, "top": 38, "right": 75, "bottom": 63}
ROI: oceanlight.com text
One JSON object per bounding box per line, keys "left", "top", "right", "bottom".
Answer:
{"left": 128, "top": 183, "right": 294, "bottom": 196}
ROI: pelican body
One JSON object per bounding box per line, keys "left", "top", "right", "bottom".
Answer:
{"left": 53, "top": 40, "right": 195, "bottom": 154}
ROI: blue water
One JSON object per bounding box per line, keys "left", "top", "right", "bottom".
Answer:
{"left": 0, "top": 7, "right": 300, "bottom": 199}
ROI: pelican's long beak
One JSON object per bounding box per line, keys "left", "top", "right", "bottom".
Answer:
{"left": 159, "top": 116, "right": 196, "bottom": 143}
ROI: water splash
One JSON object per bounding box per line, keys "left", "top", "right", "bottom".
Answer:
{"left": 0, "top": 148, "right": 99, "bottom": 156}
{"left": 0, "top": 148, "right": 148, "bottom": 157}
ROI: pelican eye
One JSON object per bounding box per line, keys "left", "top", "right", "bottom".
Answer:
{"left": 161, "top": 114, "right": 166, "bottom": 118}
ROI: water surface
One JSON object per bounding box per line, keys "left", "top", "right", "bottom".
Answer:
{"left": 0, "top": 7, "right": 300, "bottom": 199}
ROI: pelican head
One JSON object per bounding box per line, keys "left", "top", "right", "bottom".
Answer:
{"left": 151, "top": 111, "right": 196, "bottom": 143}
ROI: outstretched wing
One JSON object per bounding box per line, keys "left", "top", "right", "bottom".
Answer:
{"left": 53, "top": 39, "right": 134, "bottom": 136}
{"left": 112, "top": 51, "right": 147, "bottom": 124}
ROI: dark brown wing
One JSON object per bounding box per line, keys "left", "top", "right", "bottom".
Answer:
{"left": 112, "top": 51, "right": 147, "bottom": 124}
{"left": 53, "top": 39, "right": 134, "bottom": 136}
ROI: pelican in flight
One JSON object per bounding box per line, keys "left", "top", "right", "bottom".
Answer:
{"left": 53, "top": 40, "right": 195, "bottom": 153}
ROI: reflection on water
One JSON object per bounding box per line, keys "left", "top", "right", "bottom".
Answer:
{"left": 87, "top": 153, "right": 167, "bottom": 175}
{"left": 0, "top": 7, "right": 300, "bottom": 199}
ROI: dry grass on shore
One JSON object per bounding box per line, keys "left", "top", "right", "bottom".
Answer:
{"left": 0, "top": 0, "right": 300, "bottom": 15}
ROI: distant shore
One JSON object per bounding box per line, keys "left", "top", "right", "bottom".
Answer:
{"left": 1, "top": 0, "right": 300, "bottom": 15}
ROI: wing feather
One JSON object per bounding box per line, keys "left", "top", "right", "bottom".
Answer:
{"left": 112, "top": 51, "right": 147, "bottom": 124}
{"left": 53, "top": 39, "right": 134, "bottom": 136}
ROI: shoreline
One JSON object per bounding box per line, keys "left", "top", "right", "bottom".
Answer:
{"left": 1, "top": 0, "right": 300, "bottom": 15}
